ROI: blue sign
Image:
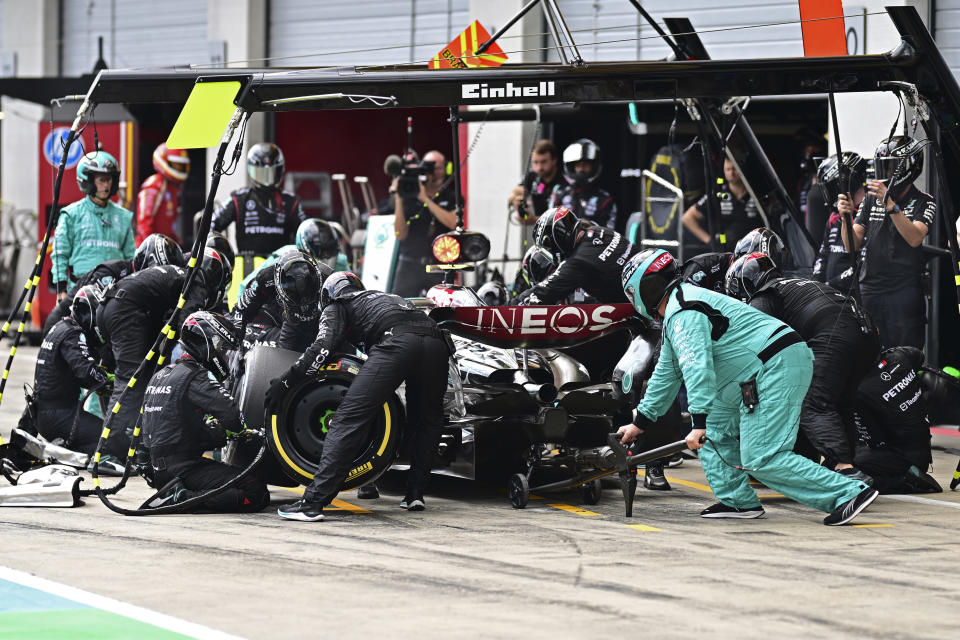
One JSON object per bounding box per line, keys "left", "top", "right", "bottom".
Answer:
{"left": 42, "top": 127, "right": 86, "bottom": 169}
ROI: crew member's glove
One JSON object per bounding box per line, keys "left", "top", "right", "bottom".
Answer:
{"left": 265, "top": 367, "right": 304, "bottom": 412}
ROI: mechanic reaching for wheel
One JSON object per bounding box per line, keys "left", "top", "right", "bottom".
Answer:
{"left": 32, "top": 285, "right": 115, "bottom": 458}
{"left": 727, "top": 252, "right": 881, "bottom": 481}
{"left": 270, "top": 273, "right": 451, "bottom": 521}
{"left": 141, "top": 311, "right": 269, "bottom": 512}
{"left": 51, "top": 151, "right": 135, "bottom": 301}
{"left": 852, "top": 346, "right": 941, "bottom": 494}
{"left": 839, "top": 136, "right": 936, "bottom": 348}
{"left": 96, "top": 249, "right": 230, "bottom": 454}
{"left": 617, "top": 249, "right": 877, "bottom": 525}
{"left": 232, "top": 251, "right": 332, "bottom": 352}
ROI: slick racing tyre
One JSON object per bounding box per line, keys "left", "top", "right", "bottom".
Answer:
{"left": 267, "top": 362, "right": 404, "bottom": 489}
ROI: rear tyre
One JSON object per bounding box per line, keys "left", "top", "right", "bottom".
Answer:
{"left": 581, "top": 478, "right": 602, "bottom": 505}
{"left": 267, "top": 371, "right": 403, "bottom": 490}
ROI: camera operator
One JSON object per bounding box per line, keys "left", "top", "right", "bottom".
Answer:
{"left": 839, "top": 136, "right": 935, "bottom": 348}
{"left": 812, "top": 153, "right": 866, "bottom": 292}
{"left": 508, "top": 140, "right": 562, "bottom": 222}
{"left": 392, "top": 150, "right": 457, "bottom": 298}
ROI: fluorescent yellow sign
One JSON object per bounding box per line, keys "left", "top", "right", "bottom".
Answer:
{"left": 166, "top": 81, "right": 241, "bottom": 149}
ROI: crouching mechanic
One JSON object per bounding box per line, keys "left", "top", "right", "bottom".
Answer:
{"left": 616, "top": 249, "right": 878, "bottom": 525}
{"left": 141, "top": 311, "right": 269, "bottom": 512}
{"left": 32, "top": 285, "right": 114, "bottom": 456}
{"left": 727, "top": 252, "right": 881, "bottom": 480}
{"left": 270, "top": 273, "right": 451, "bottom": 521}
{"left": 853, "top": 346, "right": 941, "bottom": 494}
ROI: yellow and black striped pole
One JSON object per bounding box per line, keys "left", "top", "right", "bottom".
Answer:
{"left": 0, "top": 100, "right": 93, "bottom": 410}
{"left": 89, "top": 108, "right": 249, "bottom": 503}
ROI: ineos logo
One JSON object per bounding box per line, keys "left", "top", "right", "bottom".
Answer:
{"left": 472, "top": 305, "right": 616, "bottom": 335}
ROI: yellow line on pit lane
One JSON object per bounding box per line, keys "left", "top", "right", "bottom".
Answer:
{"left": 625, "top": 524, "right": 662, "bottom": 532}
{"left": 638, "top": 469, "right": 713, "bottom": 494}
{"left": 278, "top": 486, "right": 372, "bottom": 514}
{"left": 546, "top": 503, "right": 602, "bottom": 517}
{"left": 851, "top": 524, "right": 894, "bottom": 528}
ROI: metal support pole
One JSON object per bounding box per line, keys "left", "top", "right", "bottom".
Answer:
{"left": 544, "top": 0, "right": 583, "bottom": 65}
{"left": 828, "top": 91, "right": 862, "bottom": 302}
{"left": 448, "top": 106, "right": 465, "bottom": 231}
{"left": 475, "top": 0, "right": 541, "bottom": 56}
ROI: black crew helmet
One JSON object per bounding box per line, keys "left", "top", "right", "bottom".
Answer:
{"left": 817, "top": 152, "right": 867, "bottom": 205}
{"left": 476, "top": 281, "right": 508, "bottom": 306}
{"left": 561, "top": 138, "right": 602, "bottom": 188}
{"left": 732, "top": 227, "right": 787, "bottom": 269}
{"left": 295, "top": 218, "right": 340, "bottom": 261}
{"left": 178, "top": 311, "right": 240, "bottom": 382}
{"left": 274, "top": 252, "right": 330, "bottom": 322}
{"left": 205, "top": 231, "right": 235, "bottom": 268}
{"left": 521, "top": 245, "right": 559, "bottom": 285}
{"left": 134, "top": 233, "right": 185, "bottom": 272}
{"left": 70, "top": 284, "right": 104, "bottom": 342}
{"left": 247, "top": 142, "right": 285, "bottom": 188}
{"left": 874, "top": 135, "right": 923, "bottom": 195}
{"left": 320, "top": 271, "right": 365, "bottom": 308}
{"left": 533, "top": 206, "right": 582, "bottom": 259}
{"left": 725, "top": 252, "right": 780, "bottom": 301}
{"left": 199, "top": 247, "right": 232, "bottom": 309}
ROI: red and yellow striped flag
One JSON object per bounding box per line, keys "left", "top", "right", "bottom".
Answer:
{"left": 429, "top": 20, "right": 508, "bottom": 69}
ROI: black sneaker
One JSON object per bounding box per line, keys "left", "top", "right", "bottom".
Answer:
{"left": 400, "top": 492, "right": 425, "bottom": 511}
{"left": 900, "top": 466, "right": 942, "bottom": 494}
{"left": 90, "top": 455, "right": 126, "bottom": 477}
{"left": 357, "top": 483, "right": 380, "bottom": 499}
{"left": 277, "top": 498, "right": 325, "bottom": 522}
{"left": 823, "top": 487, "right": 879, "bottom": 526}
{"left": 666, "top": 453, "right": 685, "bottom": 468}
{"left": 837, "top": 467, "right": 875, "bottom": 486}
{"left": 140, "top": 477, "right": 188, "bottom": 509}
{"left": 700, "top": 502, "right": 765, "bottom": 519}
{"left": 644, "top": 462, "right": 671, "bottom": 491}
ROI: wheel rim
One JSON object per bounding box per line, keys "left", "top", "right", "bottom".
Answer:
{"left": 268, "top": 375, "right": 401, "bottom": 487}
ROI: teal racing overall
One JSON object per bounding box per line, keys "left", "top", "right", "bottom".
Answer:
{"left": 636, "top": 284, "right": 868, "bottom": 512}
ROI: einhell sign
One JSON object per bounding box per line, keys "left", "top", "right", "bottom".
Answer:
{"left": 460, "top": 81, "right": 557, "bottom": 101}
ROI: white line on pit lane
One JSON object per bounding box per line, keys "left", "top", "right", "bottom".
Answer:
{"left": 0, "top": 566, "right": 246, "bottom": 640}
{"left": 882, "top": 494, "right": 960, "bottom": 510}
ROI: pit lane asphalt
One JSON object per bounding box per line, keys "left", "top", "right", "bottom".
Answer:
{"left": 2, "top": 345, "right": 959, "bottom": 639}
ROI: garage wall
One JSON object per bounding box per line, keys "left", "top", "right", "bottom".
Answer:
{"left": 60, "top": 0, "right": 210, "bottom": 76}
{"left": 936, "top": 1, "right": 960, "bottom": 79}
{"left": 545, "top": 0, "right": 805, "bottom": 62}
{"left": 268, "top": 0, "right": 469, "bottom": 67}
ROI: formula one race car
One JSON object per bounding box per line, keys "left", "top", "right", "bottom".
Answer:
{"left": 224, "top": 273, "right": 684, "bottom": 511}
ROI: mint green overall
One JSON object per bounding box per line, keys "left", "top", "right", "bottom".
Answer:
{"left": 636, "top": 284, "right": 867, "bottom": 512}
